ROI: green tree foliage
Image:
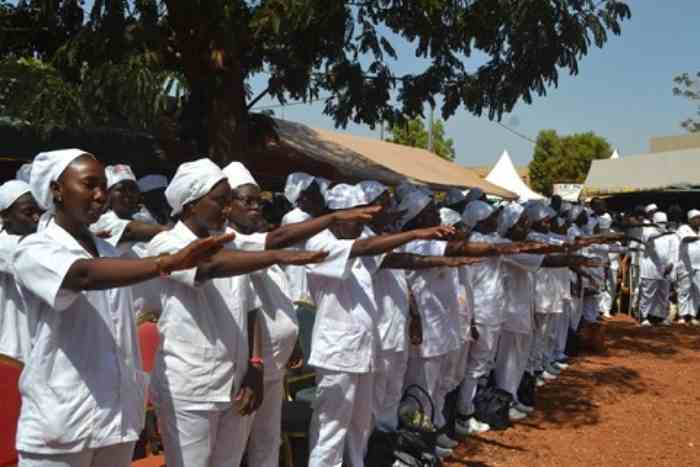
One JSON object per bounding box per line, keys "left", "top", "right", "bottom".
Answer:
{"left": 388, "top": 117, "right": 455, "bottom": 160}
{"left": 528, "top": 130, "right": 612, "bottom": 196}
{"left": 673, "top": 71, "right": 700, "bottom": 132}
{"left": 1, "top": 0, "right": 631, "bottom": 164}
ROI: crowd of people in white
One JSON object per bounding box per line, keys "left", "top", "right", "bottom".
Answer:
{"left": 0, "top": 149, "right": 697, "bottom": 467}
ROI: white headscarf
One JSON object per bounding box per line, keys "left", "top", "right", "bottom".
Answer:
{"left": 560, "top": 202, "right": 572, "bottom": 214}
{"left": 397, "top": 188, "right": 432, "bottom": 228}
{"left": 439, "top": 207, "right": 462, "bottom": 227}
{"left": 223, "top": 162, "right": 258, "bottom": 189}
{"left": 165, "top": 158, "right": 226, "bottom": 216}
{"left": 445, "top": 188, "right": 467, "bottom": 207}
{"left": 598, "top": 213, "right": 613, "bottom": 230}
{"left": 688, "top": 209, "right": 700, "bottom": 221}
{"left": 284, "top": 172, "right": 315, "bottom": 205}
{"left": 497, "top": 202, "right": 525, "bottom": 237}
{"left": 0, "top": 180, "right": 32, "bottom": 212}
{"left": 645, "top": 203, "right": 658, "bottom": 214}
{"left": 462, "top": 200, "right": 494, "bottom": 229}
{"left": 653, "top": 211, "right": 668, "bottom": 224}
{"left": 316, "top": 177, "right": 331, "bottom": 197}
{"left": 137, "top": 174, "right": 168, "bottom": 193}
{"left": 526, "top": 201, "right": 556, "bottom": 224}
{"left": 568, "top": 205, "right": 585, "bottom": 221}
{"left": 325, "top": 183, "right": 363, "bottom": 210}
{"left": 357, "top": 180, "right": 388, "bottom": 205}
{"left": 105, "top": 164, "right": 137, "bottom": 190}
{"left": 31, "top": 149, "right": 93, "bottom": 230}
{"left": 464, "top": 187, "right": 485, "bottom": 204}
{"left": 16, "top": 163, "right": 32, "bottom": 183}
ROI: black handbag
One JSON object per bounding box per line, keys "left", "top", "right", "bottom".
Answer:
{"left": 517, "top": 371, "right": 537, "bottom": 408}
{"left": 473, "top": 383, "right": 513, "bottom": 431}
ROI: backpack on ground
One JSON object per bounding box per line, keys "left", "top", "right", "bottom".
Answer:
{"left": 473, "top": 381, "right": 512, "bottom": 431}
{"left": 517, "top": 371, "right": 537, "bottom": 408}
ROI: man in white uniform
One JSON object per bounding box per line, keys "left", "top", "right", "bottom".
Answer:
{"left": 638, "top": 212, "right": 679, "bottom": 326}
{"left": 14, "top": 149, "right": 224, "bottom": 467}
{"left": 0, "top": 180, "right": 42, "bottom": 365}
{"left": 147, "top": 159, "right": 329, "bottom": 467}
{"left": 677, "top": 210, "right": 700, "bottom": 326}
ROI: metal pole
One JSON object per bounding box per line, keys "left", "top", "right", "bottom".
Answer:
{"left": 427, "top": 105, "right": 434, "bottom": 152}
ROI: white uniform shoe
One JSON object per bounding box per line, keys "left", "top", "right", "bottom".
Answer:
{"left": 455, "top": 416, "right": 491, "bottom": 436}
{"left": 691, "top": 318, "right": 700, "bottom": 326}
{"left": 542, "top": 370, "right": 558, "bottom": 381}
{"left": 536, "top": 376, "right": 546, "bottom": 387}
{"left": 514, "top": 401, "right": 534, "bottom": 413}
{"left": 554, "top": 361, "right": 570, "bottom": 370}
{"left": 640, "top": 319, "right": 652, "bottom": 327}
{"left": 508, "top": 407, "right": 528, "bottom": 421}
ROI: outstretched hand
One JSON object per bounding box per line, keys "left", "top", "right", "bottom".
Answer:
{"left": 277, "top": 250, "right": 329, "bottom": 266}
{"left": 162, "top": 232, "right": 235, "bottom": 273}
{"left": 333, "top": 205, "right": 382, "bottom": 223}
{"left": 413, "top": 225, "right": 455, "bottom": 240}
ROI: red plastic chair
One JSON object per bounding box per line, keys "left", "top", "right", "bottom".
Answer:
{"left": 137, "top": 320, "right": 160, "bottom": 373}
{"left": 132, "top": 454, "right": 165, "bottom": 466}
{"left": 0, "top": 357, "right": 22, "bottom": 467}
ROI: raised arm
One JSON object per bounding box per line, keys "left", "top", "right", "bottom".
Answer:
{"left": 122, "top": 220, "right": 169, "bottom": 243}
{"left": 380, "top": 252, "right": 483, "bottom": 270}
{"left": 62, "top": 233, "right": 233, "bottom": 291}
{"left": 541, "top": 254, "right": 605, "bottom": 269}
{"left": 265, "top": 206, "right": 380, "bottom": 249}
{"left": 195, "top": 249, "right": 328, "bottom": 282}
{"left": 350, "top": 226, "right": 454, "bottom": 258}
{"left": 444, "top": 240, "right": 563, "bottom": 257}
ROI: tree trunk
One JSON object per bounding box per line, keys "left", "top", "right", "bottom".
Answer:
{"left": 207, "top": 67, "right": 250, "bottom": 166}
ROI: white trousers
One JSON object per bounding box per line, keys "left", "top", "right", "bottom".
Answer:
{"left": 639, "top": 279, "right": 671, "bottom": 320}
{"left": 373, "top": 349, "right": 408, "bottom": 432}
{"left": 246, "top": 377, "right": 285, "bottom": 467}
{"left": 19, "top": 442, "right": 135, "bottom": 467}
{"left": 157, "top": 399, "right": 251, "bottom": 467}
{"left": 677, "top": 273, "right": 700, "bottom": 319}
{"left": 598, "top": 269, "right": 619, "bottom": 314}
{"left": 570, "top": 296, "right": 583, "bottom": 331}
{"left": 403, "top": 351, "right": 453, "bottom": 429}
{"left": 528, "top": 313, "right": 551, "bottom": 373}
{"left": 494, "top": 331, "right": 532, "bottom": 403}
{"left": 308, "top": 369, "right": 374, "bottom": 467}
{"left": 458, "top": 323, "right": 500, "bottom": 416}
{"left": 582, "top": 294, "right": 600, "bottom": 323}
{"left": 553, "top": 303, "right": 571, "bottom": 361}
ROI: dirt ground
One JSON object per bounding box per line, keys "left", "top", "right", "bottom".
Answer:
{"left": 446, "top": 315, "right": 700, "bottom": 467}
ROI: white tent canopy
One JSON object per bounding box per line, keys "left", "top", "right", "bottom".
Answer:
{"left": 610, "top": 149, "right": 620, "bottom": 159}
{"left": 485, "top": 150, "right": 544, "bottom": 201}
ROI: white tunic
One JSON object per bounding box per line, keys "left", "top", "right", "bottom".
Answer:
{"left": 281, "top": 208, "right": 314, "bottom": 305}
{"left": 146, "top": 221, "right": 259, "bottom": 408}
{"left": 468, "top": 232, "right": 509, "bottom": 327}
{"left": 640, "top": 227, "right": 679, "bottom": 280}
{"left": 528, "top": 231, "right": 566, "bottom": 313}
{"left": 677, "top": 224, "right": 700, "bottom": 274}
{"left": 13, "top": 220, "right": 146, "bottom": 454}
{"left": 304, "top": 229, "right": 380, "bottom": 373}
{"left": 225, "top": 227, "right": 299, "bottom": 381}
{"left": 363, "top": 228, "right": 409, "bottom": 353}
{"left": 403, "top": 240, "right": 461, "bottom": 358}
{"left": 0, "top": 231, "right": 36, "bottom": 362}
{"left": 90, "top": 210, "right": 159, "bottom": 317}
{"left": 501, "top": 250, "right": 543, "bottom": 334}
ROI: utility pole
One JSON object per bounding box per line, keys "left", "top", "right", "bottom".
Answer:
{"left": 427, "top": 105, "right": 434, "bottom": 152}
{"left": 380, "top": 120, "right": 384, "bottom": 141}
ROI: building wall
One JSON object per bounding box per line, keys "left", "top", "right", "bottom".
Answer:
{"left": 650, "top": 133, "right": 700, "bottom": 153}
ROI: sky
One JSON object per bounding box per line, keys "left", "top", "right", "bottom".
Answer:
{"left": 246, "top": 1, "right": 700, "bottom": 168}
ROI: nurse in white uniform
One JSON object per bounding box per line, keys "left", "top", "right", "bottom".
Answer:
{"left": 221, "top": 163, "right": 377, "bottom": 467}
{"left": 14, "top": 149, "right": 225, "bottom": 467}
{"left": 306, "top": 184, "right": 454, "bottom": 467}
{"left": 677, "top": 210, "right": 700, "bottom": 325}
{"left": 146, "top": 159, "right": 328, "bottom": 467}
{"left": 0, "top": 180, "right": 42, "bottom": 365}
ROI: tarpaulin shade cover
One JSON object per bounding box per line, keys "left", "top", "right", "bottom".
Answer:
{"left": 583, "top": 148, "right": 700, "bottom": 196}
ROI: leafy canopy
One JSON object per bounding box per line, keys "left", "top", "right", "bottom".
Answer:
{"left": 673, "top": 71, "right": 700, "bottom": 133}
{"left": 1, "top": 0, "right": 632, "bottom": 161}
{"left": 388, "top": 117, "right": 455, "bottom": 161}
{"left": 528, "top": 129, "right": 612, "bottom": 195}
